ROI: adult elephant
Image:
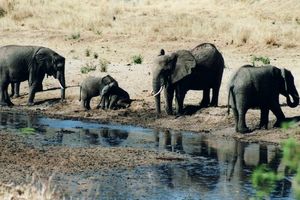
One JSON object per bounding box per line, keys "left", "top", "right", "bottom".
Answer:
{"left": 152, "top": 43, "right": 224, "bottom": 115}
{"left": 228, "top": 65, "right": 299, "bottom": 133}
{"left": 0, "top": 45, "right": 66, "bottom": 106}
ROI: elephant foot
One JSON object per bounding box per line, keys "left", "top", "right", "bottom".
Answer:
{"left": 0, "top": 101, "right": 8, "bottom": 106}
{"left": 209, "top": 102, "right": 218, "bottom": 107}
{"left": 199, "top": 101, "right": 209, "bottom": 108}
{"left": 237, "top": 127, "right": 252, "bottom": 134}
{"left": 165, "top": 109, "right": 173, "bottom": 115}
{"left": 27, "top": 102, "right": 35, "bottom": 106}
{"left": 273, "top": 120, "right": 284, "bottom": 128}
{"left": 14, "top": 94, "right": 20, "bottom": 98}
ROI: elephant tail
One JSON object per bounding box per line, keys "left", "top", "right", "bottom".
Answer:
{"left": 79, "top": 86, "right": 82, "bottom": 101}
{"left": 227, "top": 86, "right": 234, "bottom": 115}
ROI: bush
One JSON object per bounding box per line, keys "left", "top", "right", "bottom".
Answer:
{"left": 85, "top": 49, "right": 91, "bottom": 57}
{"left": 0, "top": 7, "right": 6, "bottom": 18}
{"left": 80, "top": 63, "right": 96, "bottom": 74}
{"left": 251, "top": 55, "right": 270, "bottom": 67}
{"left": 132, "top": 54, "right": 143, "bottom": 64}
{"left": 93, "top": 52, "right": 98, "bottom": 59}
{"left": 99, "top": 58, "right": 110, "bottom": 72}
{"left": 69, "top": 33, "right": 80, "bottom": 40}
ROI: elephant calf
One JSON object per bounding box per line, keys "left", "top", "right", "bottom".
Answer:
{"left": 228, "top": 65, "right": 299, "bottom": 133}
{"left": 79, "top": 75, "right": 118, "bottom": 110}
{"left": 100, "top": 84, "right": 131, "bottom": 110}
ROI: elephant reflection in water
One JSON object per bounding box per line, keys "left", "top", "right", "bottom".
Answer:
{"left": 99, "top": 129, "right": 129, "bottom": 146}
{"left": 0, "top": 112, "right": 37, "bottom": 129}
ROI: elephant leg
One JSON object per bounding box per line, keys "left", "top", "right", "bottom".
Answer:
{"left": 14, "top": 82, "right": 20, "bottom": 97}
{"left": 210, "top": 86, "right": 220, "bottom": 107}
{"left": 86, "top": 98, "right": 91, "bottom": 110}
{"left": 200, "top": 88, "right": 210, "bottom": 107}
{"left": 258, "top": 107, "right": 269, "bottom": 129}
{"left": 175, "top": 89, "right": 186, "bottom": 115}
{"left": 28, "top": 86, "right": 37, "bottom": 106}
{"left": 4, "top": 88, "right": 14, "bottom": 106}
{"left": 10, "top": 83, "right": 15, "bottom": 98}
{"left": 108, "top": 95, "right": 118, "bottom": 110}
{"left": 270, "top": 99, "right": 285, "bottom": 127}
{"left": 0, "top": 82, "right": 9, "bottom": 106}
{"left": 232, "top": 107, "right": 239, "bottom": 132}
{"left": 164, "top": 85, "right": 174, "bottom": 115}
{"left": 235, "top": 94, "right": 250, "bottom": 133}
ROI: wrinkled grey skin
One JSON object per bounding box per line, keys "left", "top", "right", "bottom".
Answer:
{"left": 153, "top": 43, "right": 224, "bottom": 115}
{"left": 100, "top": 84, "right": 131, "bottom": 110}
{"left": 79, "top": 75, "right": 118, "bottom": 110}
{"left": 228, "top": 65, "right": 299, "bottom": 133}
{"left": 0, "top": 45, "right": 66, "bottom": 106}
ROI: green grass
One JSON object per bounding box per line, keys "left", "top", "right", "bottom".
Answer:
{"left": 20, "top": 127, "right": 36, "bottom": 136}
{"left": 80, "top": 63, "right": 96, "bottom": 74}
{"left": 69, "top": 32, "right": 80, "bottom": 40}
{"left": 131, "top": 54, "right": 143, "bottom": 64}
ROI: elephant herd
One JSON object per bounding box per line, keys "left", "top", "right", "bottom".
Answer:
{"left": 0, "top": 44, "right": 298, "bottom": 133}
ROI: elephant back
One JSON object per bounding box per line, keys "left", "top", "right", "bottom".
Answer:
{"left": 191, "top": 43, "right": 224, "bottom": 71}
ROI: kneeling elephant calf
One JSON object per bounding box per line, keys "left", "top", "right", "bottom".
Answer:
{"left": 79, "top": 75, "right": 118, "bottom": 110}
{"left": 228, "top": 65, "right": 299, "bottom": 133}
{"left": 100, "top": 84, "right": 131, "bottom": 110}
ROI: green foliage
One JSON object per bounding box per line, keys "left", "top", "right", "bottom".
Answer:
{"left": 80, "top": 63, "right": 96, "bottom": 74}
{"left": 281, "top": 120, "right": 298, "bottom": 130}
{"left": 251, "top": 55, "right": 270, "bottom": 67}
{"left": 132, "top": 54, "right": 143, "bottom": 64}
{"left": 251, "top": 165, "right": 281, "bottom": 199}
{"left": 20, "top": 127, "right": 36, "bottom": 136}
{"left": 251, "top": 137, "right": 300, "bottom": 199}
{"left": 99, "top": 58, "right": 110, "bottom": 72}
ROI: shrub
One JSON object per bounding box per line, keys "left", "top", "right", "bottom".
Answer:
{"left": 132, "top": 54, "right": 143, "bottom": 64}
{"left": 70, "top": 33, "right": 80, "bottom": 40}
{"left": 251, "top": 55, "right": 270, "bottom": 67}
{"left": 0, "top": 7, "right": 6, "bottom": 17}
{"left": 80, "top": 63, "right": 96, "bottom": 74}
{"left": 85, "top": 49, "right": 91, "bottom": 57}
{"left": 93, "top": 52, "right": 98, "bottom": 59}
{"left": 99, "top": 58, "right": 110, "bottom": 72}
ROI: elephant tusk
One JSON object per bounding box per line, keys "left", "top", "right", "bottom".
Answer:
{"left": 59, "top": 82, "right": 64, "bottom": 89}
{"left": 152, "top": 86, "right": 164, "bottom": 97}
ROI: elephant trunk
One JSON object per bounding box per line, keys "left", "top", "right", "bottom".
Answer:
{"left": 286, "top": 90, "right": 299, "bottom": 108}
{"left": 152, "top": 72, "right": 162, "bottom": 114}
{"left": 57, "top": 70, "right": 66, "bottom": 100}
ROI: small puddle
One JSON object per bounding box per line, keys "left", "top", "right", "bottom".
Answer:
{"left": 0, "top": 111, "right": 294, "bottom": 199}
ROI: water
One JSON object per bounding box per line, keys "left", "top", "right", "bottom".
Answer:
{"left": 0, "top": 111, "right": 294, "bottom": 199}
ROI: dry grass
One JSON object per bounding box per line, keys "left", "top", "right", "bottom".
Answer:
{"left": 0, "top": 0, "right": 299, "bottom": 48}
{"left": 0, "top": 174, "right": 63, "bottom": 200}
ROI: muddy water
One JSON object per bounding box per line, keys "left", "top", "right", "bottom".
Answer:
{"left": 0, "top": 111, "right": 294, "bottom": 199}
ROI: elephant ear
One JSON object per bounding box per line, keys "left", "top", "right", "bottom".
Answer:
{"left": 171, "top": 50, "right": 196, "bottom": 84}
{"left": 29, "top": 47, "right": 46, "bottom": 86}
{"left": 281, "top": 68, "right": 288, "bottom": 92}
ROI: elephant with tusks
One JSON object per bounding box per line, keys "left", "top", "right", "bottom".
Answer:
{"left": 152, "top": 43, "right": 225, "bottom": 115}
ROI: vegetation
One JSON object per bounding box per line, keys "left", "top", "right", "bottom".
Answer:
{"left": 69, "top": 32, "right": 80, "bottom": 40}
{"left": 251, "top": 55, "right": 271, "bottom": 67}
{"left": 99, "top": 58, "right": 110, "bottom": 72}
{"left": 93, "top": 52, "right": 99, "bottom": 59}
{"left": 80, "top": 63, "right": 96, "bottom": 74}
{"left": 251, "top": 122, "right": 300, "bottom": 199}
{"left": 20, "top": 127, "right": 36, "bottom": 136}
{"left": 132, "top": 54, "right": 143, "bottom": 64}
{"left": 85, "top": 48, "right": 91, "bottom": 57}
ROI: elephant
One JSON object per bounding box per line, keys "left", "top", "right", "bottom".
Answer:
{"left": 228, "top": 65, "right": 299, "bottom": 133}
{"left": 100, "top": 84, "right": 131, "bottom": 110}
{"left": 152, "top": 43, "right": 225, "bottom": 115}
{"left": 0, "top": 45, "right": 66, "bottom": 106}
{"left": 79, "top": 75, "right": 118, "bottom": 110}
